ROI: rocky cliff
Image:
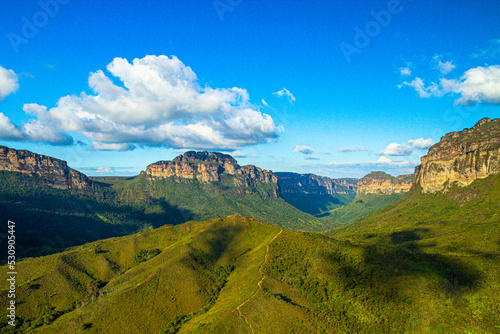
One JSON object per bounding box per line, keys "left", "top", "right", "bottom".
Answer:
{"left": 0, "top": 145, "right": 93, "bottom": 190}
{"left": 275, "top": 172, "right": 358, "bottom": 196}
{"left": 414, "top": 118, "right": 500, "bottom": 193}
{"left": 145, "top": 151, "right": 280, "bottom": 198}
{"left": 357, "top": 171, "right": 413, "bottom": 196}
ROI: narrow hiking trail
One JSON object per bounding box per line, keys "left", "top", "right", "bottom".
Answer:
{"left": 236, "top": 229, "right": 283, "bottom": 333}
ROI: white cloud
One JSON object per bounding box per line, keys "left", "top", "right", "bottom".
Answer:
{"left": 293, "top": 145, "right": 314, "bottom": 154}
{"left": 379, "top": 138, "right": 434, "bottom": 156}
{"left": 377, "top": 156, "right": 393, "bottom": 163}
{"left": 3, "top": 55, "right": 279, "bottom": 149}
{"left": 339, "top": 146, "right": 367, "bottom": 152}
{"left": 399, "top": 77, "right": 438, "bottom": 98}
{"left": 379, "top": 143, "right": 413, "bottom": 156}
{"left": 399, "top": 65, "right": 500, "bottom": 105}
{"left": 0, "top": 66, "right": 19, "bottom": 101}
{"left": 400, "top": 67, "right": 412, "bottom": 76}
{"left": 273, "top": 88, "right": 296, "bottom": 103}
{"left": 440, "top": 65, "right": 500, "bottom": 105}
{"left": 262, "top": 99, "right": 270, "bottom": 107}
{"left": 0, "top": 113, "right": 25, "bottom": 141}
{"left": 433, "top": 55, "right": 456, "bottom": 75}
{"left": 304, "top": 155, "right": 319, "bottom": 160}
{"left": 408, "top": 138, "right": 435, "bottom": 149}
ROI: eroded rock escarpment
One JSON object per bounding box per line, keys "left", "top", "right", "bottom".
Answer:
{"left": 0, "top": 145, "right": 93, "bottom": 190}
{"left": 357, "top": 171, "right": 413, "bottom": 196}
{"left": 274, "top": 172, "right": 358, "bottom": 196}
{"left": 414, "top": 118, "right": 500, "bottom": 193}
{"left": 145, "top": 151, "right": 280, "bottom": 198}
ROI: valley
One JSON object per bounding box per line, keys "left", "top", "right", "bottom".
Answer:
{"left": 0, "top": 118, "right": 499, "bottom": 333}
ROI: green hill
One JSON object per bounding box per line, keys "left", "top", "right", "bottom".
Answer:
{"left": 2, "top": 210, "right": 499, "bottom": 333}
{"left": 323, "top": 192, "right": 407, "bottom": 226}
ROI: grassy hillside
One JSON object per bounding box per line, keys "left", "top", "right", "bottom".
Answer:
{"left": 2, "top": 211, "right": 499, "bottom": 333}
{"left": 321, "top": 192, "right": 407, "bottom": 226}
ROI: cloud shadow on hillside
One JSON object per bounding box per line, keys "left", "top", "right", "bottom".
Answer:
{"left": 327, "top": 227, "right": 483, "bottom": 304}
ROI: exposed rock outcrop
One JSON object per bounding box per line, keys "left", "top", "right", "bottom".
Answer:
{"left": 0, "top": 145, "right": 93, "bottom": 190}
{"left": 274, "top": 172, "right": 358, "bottom": 196}
{"left": 145, "top": 151, "right": 280, "bottom": 198}
{"left": 414, "top": 118, "right": 500, "bottom": 193}
{"left": 357, "top": 171, "right": 413, "bottom": 196}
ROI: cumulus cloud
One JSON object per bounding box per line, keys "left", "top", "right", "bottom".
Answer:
{"left": 408, "top": 138, "right": 435, "bottom": 149}
{"left": 379, "top": 143, "right": 413, "bottom": 156}
{"left": 293, "top": 145, "right": 314, "bottom": 155}
{"left": 1, "top": 55, "right": 279, "bottom": 149}
{"left": 0, "top": 113, "right": 26, "bottom": 141}
{"left": 379, "top": 138, "right": 435, "bottom": 156}
{"left": 339, "top": 146, "right": 367, "bottom": 153}
{"left": 433, "top": 55, "right": 455, "bottom": 75}
{"left": 440, "top": 65, "right": 500, "bottom": 105}
{"left": 399, "top": 65, "right": 500, "bottom": 105}
{"left": 304, "top": 155, "right": 319, "bottom": 160}
{"left": 0, "top": 66, "right": 19, "bottom": 101}
{"left": 273, "top": 88, "right": 296, "bottom": 103}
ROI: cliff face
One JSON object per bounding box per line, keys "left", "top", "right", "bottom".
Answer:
{"left": 357, "top": 171, "right": 413, "bottom": 196}
{"left": 145, "top": 151, "right": 280, "bottom": 198}
{"left": 275, "top": 172, "right": 358, "bottom": 196}
{"left": 414, "top": 118, "right": 500, "bottom": 193}
{"left": 0, "top": 146, "right": 93, "bottom": 190}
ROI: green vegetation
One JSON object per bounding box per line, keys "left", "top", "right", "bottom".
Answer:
{"left": 0, "top": 171, "right": 146, "bottom": 259}
{"left": 280, "top": 192, "right": 355, "bottom": 217}
{"left": 110, "top": 173, "right": 326, "bottom": 232}
{"left": 2, "top": 172, "right": 499, "bottom": 334}
{"left": 322, "top": 193, "right": 407, "bottom": 226}
{"left": 0, "top": 170, "right": 330, "bottom": 260}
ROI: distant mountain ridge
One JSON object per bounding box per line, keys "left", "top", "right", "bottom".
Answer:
{"left": 0, "top": 145, "right": 92, "bottom": 191}
{"left": 274, "top": 172, "right": 358, "bottom": 216}
{"left": 357, "top": 171, "right": 413, "bottom": 196}
{"left": 275, "top": 172, "right": 357, "bottom": 195}
{"left": 145, "top": 151, "right": 280, "bottom": 198}
{"left": 415, "top": 118, "right": 500, "bottom": 193}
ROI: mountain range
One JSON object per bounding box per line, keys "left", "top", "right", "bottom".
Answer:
{"left": 0, "top": 118, "right": 499, "bottom": 333}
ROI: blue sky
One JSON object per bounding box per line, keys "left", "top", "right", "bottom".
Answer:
{"left": 0, "top": 0, "right": 499, "bottom": 178}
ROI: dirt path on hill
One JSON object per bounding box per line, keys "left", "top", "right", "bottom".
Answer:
{"left": 236, "top": 229, "right": 283, "bottom": 333}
